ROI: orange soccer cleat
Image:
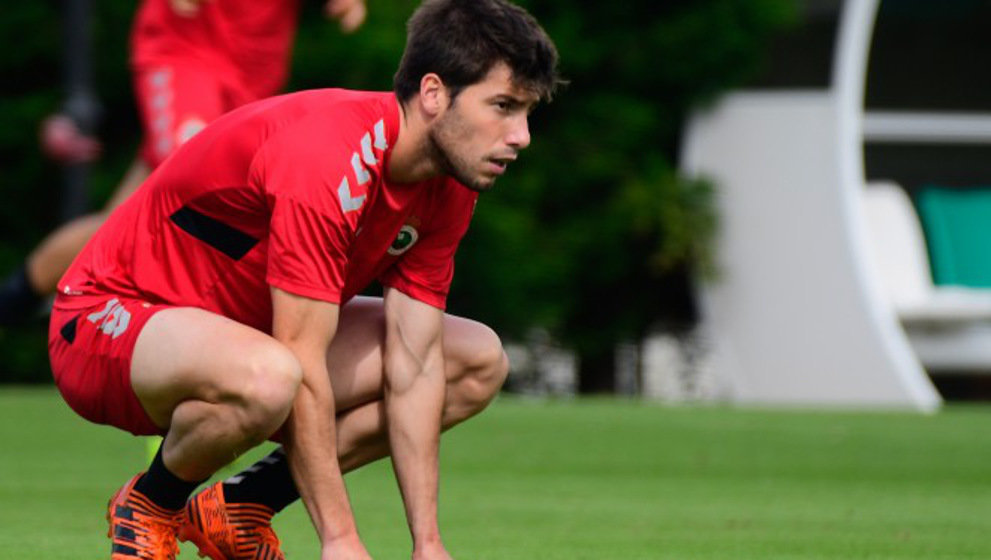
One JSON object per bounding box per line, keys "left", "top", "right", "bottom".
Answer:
{"left": 107, "top": 473, "right": 183, "bottom": 560}
{"left": 178, "top": 481, "right": 284, "bottom": 560}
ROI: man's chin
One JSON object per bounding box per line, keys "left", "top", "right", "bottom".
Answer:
{"left": 464, "top": 178, "right": 496, "bottom": 193}
{"left": 453, "top": 172, "right": 497, "bottom": 193}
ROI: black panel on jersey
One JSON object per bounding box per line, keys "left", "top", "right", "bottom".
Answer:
{"left": 60, "top": 314, "right": 80, "bottom": 344}
{"left": 169, "top": 207, "right": 259, "bottom": 260}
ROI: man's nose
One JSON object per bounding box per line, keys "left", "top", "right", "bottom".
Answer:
{"left": 506, "top": 115, "right": 531, "bottom": 150}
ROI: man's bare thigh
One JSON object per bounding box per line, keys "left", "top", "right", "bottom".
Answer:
{"left": 130, "top": 307, "right": 287, "bottom": 428}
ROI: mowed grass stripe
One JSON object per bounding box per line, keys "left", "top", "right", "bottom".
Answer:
{"left": 2, "top": 387, "right": 991, "bottom": 558}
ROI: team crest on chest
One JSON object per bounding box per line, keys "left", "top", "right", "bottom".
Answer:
{"left": 388, "top": 220, "right": 420, "bottom": 256}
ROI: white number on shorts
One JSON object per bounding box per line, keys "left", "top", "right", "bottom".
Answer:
{"left": 86, "top": 298, "right": 132, "bottom": 339}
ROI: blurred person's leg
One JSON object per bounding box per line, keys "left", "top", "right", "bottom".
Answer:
{"left": 26, "top": 159, "right": 149, "bottom": 295}
{"left": 0, "top": 61, "right": 229, "bottom": 326}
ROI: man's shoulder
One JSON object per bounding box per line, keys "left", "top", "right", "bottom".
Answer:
{"left": 273, "top": 89, "right": 394, "bottom": 119}
{"left": 252, "top": 90, "right": 398, "bottom": 206}
{"left": 250, "top": 89, "right": 396, "bottom": 149}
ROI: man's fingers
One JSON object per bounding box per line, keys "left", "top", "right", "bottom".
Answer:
{"left": 39, "top": 114, "right": 103, "bottom": 164}
{"left": 325, "top": 0, "right": 367, "bottom": 33}
{"left": 169, "top": 0, "right": 208, "bottom": 17}
{"left": 338, "top": 3, "right": 367, "bottom": 33}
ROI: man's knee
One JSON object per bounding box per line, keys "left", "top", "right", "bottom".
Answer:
{"left": 234, "top": 342, "right": 302, "bottom": 439}
{"left": 448, "top": 323, "right": 509, "bottom": 418}
{"left": 472, "top": 337, "right": 510, "bottom": 398}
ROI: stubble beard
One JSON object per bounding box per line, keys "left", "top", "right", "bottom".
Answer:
{"left": 427, "top": 111, "right": 496, "bottom": 193}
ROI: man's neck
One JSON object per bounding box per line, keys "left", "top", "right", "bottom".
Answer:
{"left": 387, "top": 98, "right": 442, "bottom": 184}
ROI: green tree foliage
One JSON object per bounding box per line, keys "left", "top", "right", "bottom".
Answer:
{"left": 0, "top": 0, "right": 793, "bottom": 385}
{"left": 448, "top": 0, "right": 796, "bottom": 391}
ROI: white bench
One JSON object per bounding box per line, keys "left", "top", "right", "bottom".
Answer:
{"left": 863, "top": 181, "right": 991, "bottom": 372}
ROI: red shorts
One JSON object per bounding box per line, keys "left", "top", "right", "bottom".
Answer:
{"left": 49, "top": 296, "right": 172, "bottom": 436}
{"left": 133, "top": 60, "right": 258, "bottom": 168}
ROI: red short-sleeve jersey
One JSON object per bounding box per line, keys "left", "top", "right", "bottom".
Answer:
{"left": 130, "top": 0, "right": 300, "bottom": 100}
{"left": 56, "top": 90, "right": 478, "bottom": 333}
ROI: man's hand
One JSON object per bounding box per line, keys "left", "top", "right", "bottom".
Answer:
{"left": 169, "top": 0, "right": 209, "bottom": 17}
{"left": 39, "top": 114, "right": 101, "bottom": 164}
{"left": 320, "top": 542, "right": 373, "bottom": 560}
{"left": 325, "top": 0, "right": 367, "bottom": 33}
{"left": 413, "top": 542, "right": 454, "bottom": 560}
{"left": 320, "top": 536, "right": 373, "bottom": 560}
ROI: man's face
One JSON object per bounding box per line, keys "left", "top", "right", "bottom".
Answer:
{"left": 428, "top": 63, "right": 539, "bottom": 192}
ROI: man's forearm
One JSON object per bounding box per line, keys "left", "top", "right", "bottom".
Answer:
{"left": 270, "top": 287, "right": 372, "bottom": 558}
{"left": 284, "top": 374, "right": 359, "bottom": 545}
{"left": 385, "top": 357, "right": 447, "bottom": 546}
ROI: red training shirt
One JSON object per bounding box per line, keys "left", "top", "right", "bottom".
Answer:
{"left": 56, "top": 89, "right": 479, "bottom": 333}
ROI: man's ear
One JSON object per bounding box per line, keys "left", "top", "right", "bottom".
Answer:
{"left": 419, "top": 73, "right": 448, "bottom": 118}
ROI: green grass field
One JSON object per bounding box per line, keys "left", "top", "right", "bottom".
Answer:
{"left": 3, "top": 386, "right": 991, "bottom": 559}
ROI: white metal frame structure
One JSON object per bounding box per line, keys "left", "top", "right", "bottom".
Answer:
{"left": 681, "top": 0, "right": 942, "bottom": 411}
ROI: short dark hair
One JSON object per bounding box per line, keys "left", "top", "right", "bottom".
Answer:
{"left": 394, "top": 0, "right": 562, "bottom": 103}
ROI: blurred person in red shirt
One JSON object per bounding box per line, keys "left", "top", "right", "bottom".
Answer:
{"left": 1, "top": 0, "right": 367, "bottom": 325}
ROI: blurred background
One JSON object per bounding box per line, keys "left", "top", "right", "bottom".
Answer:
{"left": 11, "top": 5, "right": 991, "bottom": 556}
{"left": 4, "top": 0, "right": 991, "bottom": 406}
{"left": 0, "top": 0, "right": 793, "bottom": 389}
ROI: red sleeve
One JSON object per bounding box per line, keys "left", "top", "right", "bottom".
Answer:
{"left": 380, "top": 182, "right": 478, "bottom": 309}
{"left": 266, "top": 196, "right": 353, "bottom": 303}
{"left": 253, "top": 113, "right": 378, "bottom": 303}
